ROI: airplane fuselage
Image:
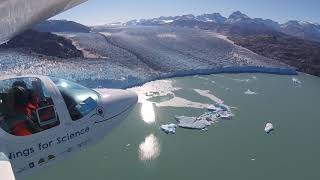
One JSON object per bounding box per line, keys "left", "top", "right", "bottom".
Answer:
{"left": 0, "top": 75, "right": 138, "bottom": 178}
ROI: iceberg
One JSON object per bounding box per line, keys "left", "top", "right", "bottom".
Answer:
{"left": 217, "top": 111, "right": 234, "bottom": 120}
{"left": 207, "top": 103, "right": 231, "bottom": 113}
{"left": 197, "top": 112, "right": 219, "bottom": 122}
{"left": 160, "top": 123, "right": 177, "bottom": 134}
{"left": 292, "top": 78, "right": 301, "bottom": 85}
{"left": 207, "top": 105, "right": 223, "bottom": 112}
{"left": 216, "top": 103, "right": 231, "bottom": 112}
{"left": 175, "top": 116, "right": 212, "bottom": 130}
{"left": 264, "top": 123, "right": 274, "bottom": 134}
{"left": 244, "top": 89, "right": 258, "bottom": 95}
{"left": 160, "top": 96, "right": 234, "bottom": 132}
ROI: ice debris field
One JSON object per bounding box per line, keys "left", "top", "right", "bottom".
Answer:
{"left": 161, "top": 103, "right": 234, "bottom": 134}
{"left": 130, "top": 76, "right": 286, "bottom": 135}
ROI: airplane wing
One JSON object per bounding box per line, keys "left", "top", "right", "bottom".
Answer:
{"left": 0, "top": 152, "right": 15, "bottom": 180}
{"left": 0, "top": 0, "right": 88, "bottom": 44}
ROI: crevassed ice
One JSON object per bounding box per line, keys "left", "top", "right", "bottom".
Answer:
{"left": 0, "top": 51, "right": 144, "bottom": 88}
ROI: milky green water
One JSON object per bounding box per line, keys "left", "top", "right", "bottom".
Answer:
{"left": 25, "top": 73, "right": 320, "bottom": 180}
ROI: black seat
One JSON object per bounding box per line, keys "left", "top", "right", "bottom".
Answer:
{"left": 0, "top": 93, "right": 9, "bottom": 115}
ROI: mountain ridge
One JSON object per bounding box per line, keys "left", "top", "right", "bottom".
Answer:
{"left": 122, "top": 11, "right": 320, "bottom": 42}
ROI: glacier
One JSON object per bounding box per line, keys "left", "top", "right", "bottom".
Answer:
{"left": 0, "top": 26, "right": 297, "bottom": 89}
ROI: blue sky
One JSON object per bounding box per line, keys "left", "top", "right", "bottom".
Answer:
{"left": 54, "top": 0, "right": 320, "bottom": 25}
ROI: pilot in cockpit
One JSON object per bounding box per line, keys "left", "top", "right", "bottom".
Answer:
{"left": 0, "top": 78, "right": 58, "bottom": 136}
{"left": 5, "top": 80, "right": 42, "bottom": 136}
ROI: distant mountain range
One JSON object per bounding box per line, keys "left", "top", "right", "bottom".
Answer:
{"left": 124, "top": 11, "right": 320, "bottom": 42}
{"left": 120, "top": 11, "right": 320, "bottom": 76}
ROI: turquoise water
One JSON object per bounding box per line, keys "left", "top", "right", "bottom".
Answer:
{"left": 25, "top": 73, "right": 320, "bottom": 180}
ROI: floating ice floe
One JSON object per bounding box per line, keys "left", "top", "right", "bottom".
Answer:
{"left": 175, "top": 116, "right": 212, "bottom": 130}
{"left": 207, "top": 105, "right": 223, "bottom": 112}
{"left": 264, "top": 123, "right": 274, "bottom": 134}
{"left": 213, "top": 103, "right": 231, "bottom": 112}
{"left": 216, "top": 111, "right": 234, "bottom": 120}
{"left": 197, "top": 112, "right": 219, "bottom": 122}
{"left": 194, "top": 89, "right": 224, "bottom": 104}
{"left": 175, "top": 103, "right": 233, "bottom": 130}
{"left": 207, "top": 104, "right": 234, "bottom": 119}
{"left": 207, "top": 103, "right": 232, "bottom": 113}
{"left": 244, "top": 89, "right": 258, "bottom": 95}
{"left": 160, "top": 123, "right": 178, "bottom": 134}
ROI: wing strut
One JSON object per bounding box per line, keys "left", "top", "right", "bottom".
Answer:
{"left": 0, "top": 0, "right": 88, "bottom": 44}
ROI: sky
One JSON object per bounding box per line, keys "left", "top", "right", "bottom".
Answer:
{"left": 54, "top": 0, "right": 320, "bottom": 26}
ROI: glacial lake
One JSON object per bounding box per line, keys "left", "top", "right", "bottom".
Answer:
{"left": 26, "top": 73, "right": 320, "bottom": 180}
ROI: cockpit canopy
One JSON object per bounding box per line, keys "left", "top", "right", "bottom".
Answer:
{"left": 50, "top": 77, "right": 99, "bottom": 121}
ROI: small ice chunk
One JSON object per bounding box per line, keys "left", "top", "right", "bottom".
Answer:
{"left": 217, "top": 111, "right": 234, "bottom": 120}
{"left": 217, "top": 103, "right": 231, "bottom": 112}
{"left": 292, "top": 78, "right": 301, "bottom": 84}
{"left": 207, "top": 105, "right": 222, "bottom": 112}
{"left": 244, "top": 89, "right": 257, "bottom": 95}
{"left": 198, "top": 112, "right": 219, "bottom": 122}
{"left": 160, "top": 123, "right": 177, "bottom": 134}
{"left": 264, "top": 123, "right": 274, "bottom": 134}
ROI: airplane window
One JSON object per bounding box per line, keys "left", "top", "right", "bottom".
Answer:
{"left": 50, "top": 77, "right": 99, "bottom": 121}
{"left": 0, "top": 78, "right": 60, "bottom": 137}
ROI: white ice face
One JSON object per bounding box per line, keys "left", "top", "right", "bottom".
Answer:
{"left": 0, "top": 0, "right": 87, "bottom": 44}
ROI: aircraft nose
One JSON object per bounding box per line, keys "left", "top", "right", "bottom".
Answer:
{"left": 94, "top": 89, "right": 138, "bottom": 120}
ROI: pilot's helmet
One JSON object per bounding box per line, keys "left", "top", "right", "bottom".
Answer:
{"left": 11, "top": 81, "right": 30, "bottom": 106}
{"left": 12, "top": 81, "right": 27, "bottom": 89}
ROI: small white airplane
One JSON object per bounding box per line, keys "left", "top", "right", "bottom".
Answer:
{"left": 0, "top": 75, "right": 138, "bottom": 179}
{"left": 0, "top": 0, "right": 139, "bottom": 179}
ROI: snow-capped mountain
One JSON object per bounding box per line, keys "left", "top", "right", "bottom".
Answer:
{"left": 253, "top": 18, "right": 280, "bottom": 30}
{"left": 196, "top": 13, "right": 226, "bottom": 24}
{"left": 122, "top": 11, "right": 320, "bottom": 42}
{"left": 125, "top": 13, "right": 226, "bottom": 26}
{"left": 281, "top": 20, "right": 320, "bottom": 42}
{"left": 225, "top": 11, "right": 250, "bottom": 23}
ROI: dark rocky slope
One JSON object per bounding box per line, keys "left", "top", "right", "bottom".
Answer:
{"left": 122, "top": 11, "right": 320, "bottom": 76}
{"left": 229, "top": 34, "right": 320, "bottom": 76}
{"left": 34, "top": 20, "right": 91, "bottom": 33}
{"left": 0, "top": 30, "right": 83, "bottom": 59}
{"left": 155, "top": 15, "right": 320, "bottom": 76}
